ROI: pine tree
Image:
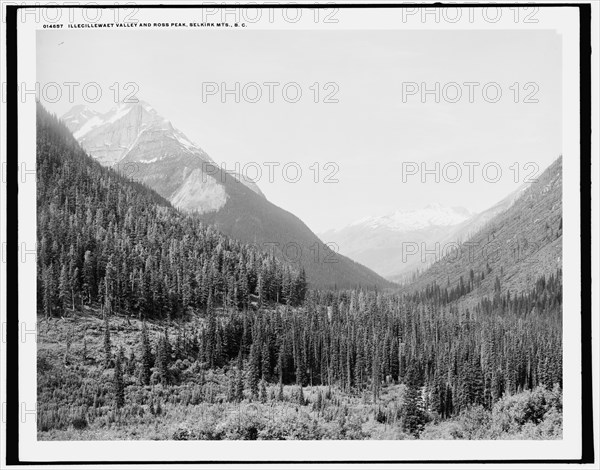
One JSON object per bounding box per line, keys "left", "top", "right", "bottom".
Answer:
{"left": 103, "top": 313, "right": 112, "bottom": 367}
{"left": 82, "top": 331, "right": 88, "bottom": 361}
{"left": 296, "top": 385, "right": 305, "bottom": 405}
{"left": 247, "top": 343, "right": 260, "bottom": 398}
{"left": 114, "top": 347, "right": 125, "bottom": 408}
{"left": 139, "top": 322, "right": 153, "bottom": 385}
{"left": 58, "top": 264, "right": 70, "bottom": 314}
{"left": 401, "top": 364, "right": 428, "bottom": 436}
{"left": 128, "top": 349, "right": 136, "bottom": 376}
{"left": 314, "top": 390, "right": 323, "bottom": 414}
{"left": 293, "top": 267, "right": 307, "bottom": 306}
{"left": 82, "top": 250, "right": 95, "bottom": 305}
{"left": 371, "top": 342, "right": 380, "bottom": 402}
{"left": 235, "top": 350, "right": 244, "bottom": 401}
{"left": 156, "top": 335, "right": 169, "bottom": 385}
{"left": 235, "top": 370, "right": 244, "bottom": 402}
{"left": 71, "top": 267, "right": 81, "bottom": 310}
{"left": 42, "top": 264, "right": 56, "bottom": 318}
{"left": 261, "top": 341, "right": 270, "bottom": 381}
{"left": 259, "top": 379, "right": 268, "bottom": 403}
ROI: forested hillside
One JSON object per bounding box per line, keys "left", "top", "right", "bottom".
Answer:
{"left": 37, "top": 103, "right": 308, "bottom": 320}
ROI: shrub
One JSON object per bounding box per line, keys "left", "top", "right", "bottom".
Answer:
{"left": 216, "top": 411, "right": 265, "bottom": 440}
{"left": 374, "top": 407, "right": 387, "bottom": 424}
{"left": 491, "top": 386, "right": 561, "bottom": 435}
{"left": 421, "top": 420, "right": 465, "bottom": 440}
{"left": 457, "top": 405, "right": 491, "bottom": 439}
{"left": 420, "top": 387, "right": 562, "bottom": 440}
{"left": 259, "top": 413, "right": 318, "bottom": 440}
{"left": 172, "top": 428, "right": 193, "bottom": 440}
{"left": 71, "top": 416, "right": 88, "bottom": 430}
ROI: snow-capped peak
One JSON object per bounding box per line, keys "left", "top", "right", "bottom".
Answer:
{"left": 348, "top": 204, "right": 474, "bottom": 233}
{"left": 61, "top": 105, "right": 102, "bottom": 134}
{"left": 60, "top": 100, "right": 264, "bottom": 198}
{"left": 60, "top": 101, "right": 163, "bottom": 162}
{"left": 63, "top": 100, "right": 161, "bottom": 139}
{"left": 62, "top": 99, "right": 207, "bottom": 161}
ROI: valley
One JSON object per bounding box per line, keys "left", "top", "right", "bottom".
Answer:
{"left": 37, "top": 102, "right": 563, "bottom": 441}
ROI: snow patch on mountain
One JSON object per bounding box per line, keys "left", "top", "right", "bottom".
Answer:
{"left": 347, "top": 203, "right": 474, "bottom": 233}
{"left": 73, "top": 115, "right": 104, "bottom": 139}
{"left": 106, "top": 102, "right": 135, "bottom": 124}
{"left": 62, "top": 105, "right": 101, "bottom": 135}
{"left": 318, "top": 204, "right": 476, "bottom": 280}
{"left": 170, "top": 169, "right": 228, "bottom": 213}
{"left": 173, "top": 129, "right": 198, "bottom": 151}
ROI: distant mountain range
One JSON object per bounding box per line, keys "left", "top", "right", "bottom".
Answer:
{"left": 321, "top": 183, "right": 534, "bottom": 283}
{"left": 62, "top": 101, "right": 392, "bottom": 289}
{"left": 320, "top": 204, "right": 473, "bottom": 280}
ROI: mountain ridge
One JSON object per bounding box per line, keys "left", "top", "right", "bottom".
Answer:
{"left": 403, "top": 156, "right": 562, "bottom": 302}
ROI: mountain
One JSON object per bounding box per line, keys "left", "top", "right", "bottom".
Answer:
{"left": 405, "top": 157, "right": 562, "bottom": 300}
{"left": 62, "top": 101, "right": 391, "bottom": 289}
{"left": 62, "top": 100, "right": 264, "bottom": 205}
{"left": 320, "top": 204, "right": 474, "bottom": 280}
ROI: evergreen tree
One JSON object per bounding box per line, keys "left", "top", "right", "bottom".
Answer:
{"left": 261, "top": 341, "right": 271, "bottom": 381}
{"left": 58, "top": 264, "right": 70, "bottom": 314}
{"left": 103, "top": 313, "right": 111, "bottom": 367}
{"left": 235, "top": 350, "right": 244, "bottom": 401}
{"left": 156, "top": 335, "right": 169, "bottom": 385}
{"left": 139, "top": 322, "right": 153, "bottom": 385}
{"left": 259, "top": 379, "right": 268, "bottom": 403}
{"left": 296, "top": 385, "right": 305, "bottom": 406}
{"left": 247, "top": 343, "right": 260, "bottom": 398}
{"left": 114, "top": 347, "right": 125, "bottom": 408}
{"left": 401, "top": 365, "right": 428, "bottom": 436}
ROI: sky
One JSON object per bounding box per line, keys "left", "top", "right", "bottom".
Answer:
{"left": 37, "top": 28, "right": 562, "bottom": 234}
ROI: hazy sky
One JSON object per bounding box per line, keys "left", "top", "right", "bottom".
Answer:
{"left": 37, "top": 29, "right": 562, "bottom": 233}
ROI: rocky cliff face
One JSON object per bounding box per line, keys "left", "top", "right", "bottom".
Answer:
{"left": 62, "top": 101, "right": 262, "bottom": 213}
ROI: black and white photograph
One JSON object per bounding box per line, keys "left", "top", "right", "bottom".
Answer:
{"left": 1, "top": 2, "right": 597, "bottom": 467}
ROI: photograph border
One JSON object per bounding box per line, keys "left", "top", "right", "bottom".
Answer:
{"left": 4, "top": 2, "right": 594, "bottom": 466}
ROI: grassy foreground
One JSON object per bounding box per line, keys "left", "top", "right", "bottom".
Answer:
{"left": 37, "top": 310, "right": 562, "bottom": 441}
